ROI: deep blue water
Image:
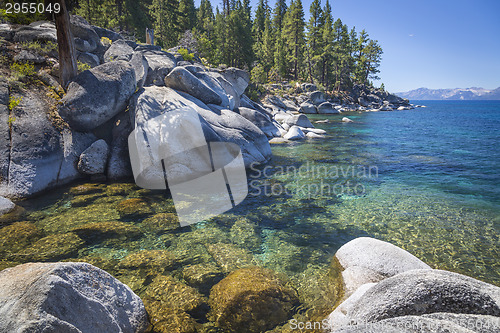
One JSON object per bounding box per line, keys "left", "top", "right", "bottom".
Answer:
{"left": 353, "top": 100, "right": 500, "bottom": 206}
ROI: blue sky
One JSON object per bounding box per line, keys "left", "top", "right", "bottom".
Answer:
{"left": 197, "top": 0, "right": 500, "bottom": 92}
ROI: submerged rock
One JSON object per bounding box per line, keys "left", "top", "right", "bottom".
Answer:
{"left": 118, "top": 249, "right": 176, "bottom": 270}
{"left": 181, "top": 263, "right": 225, "bottom": 294}
{"left": 143, "top": 300, "right": 198, "bottom": 333}
{"left": 11, "top": 233, "right": 84, "bottom": 262}
{"left": 206, "top": 243, "right": 256, "bottom": 272}
{"left": 72, "top": 221, "right": 143, "bottom": 242}
{"left": 116, "top": 198, "right": 153, "bottom": 218}
{"left": 145, "top": 274, "right": 207, "bottom": 314}
{"left": 0, "top": 221, "right": 42, "bottom": 255}
{"left": 209, "top": 267, "right": 299, "bottom": 333}
{"left": 141, "top": 213, "right": 179, "bottom": 234}
{"left": 0, "top": 262, "right": 149, "bottom": 332}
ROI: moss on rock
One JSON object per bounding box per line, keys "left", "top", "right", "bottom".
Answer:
{"left": 71, "top": 221, "right": 143, "bottom": 242}
{"left": 116, "top": 198, "right": 153, "bottom": 219}
{"left": 209, "top": 267, "right": 299, "bottom": 333}
{"left": 206, "top": 243, "right": 257, "bottom": 272}
{"left": 118, "top": 249, "right": 176, "bottom": 271}
{"left": 140, "top": 213, "right": 179, "bottom": 234}
{"left": 10, "top": 232, "right": 84, "bottom": 261}
{"left": 69, "top": 183, "right": 104, "bottom": 195}
{"left": 0, "top": 221, "right": 42, "bottom": 254}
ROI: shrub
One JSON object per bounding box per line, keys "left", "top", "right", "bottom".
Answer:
{"left": 20, "top": 41, "right": 57, "bottom": 55}
{"left": 8, "top": 96, "right": 22, "bottom": 112}
{"left": 250, "top": 64, "right": 267, "bottom": 85}
{"left": 100, "top": 37, "right": 112, "bottom": 47}
{"left": 77, "top": 61, "right": 91, "bottom": 73}
{"left": 10, "top": 62, "right": 35, "bottom": 81}
{"left": 178, "top": 48, "right": 195, "bottom": 62}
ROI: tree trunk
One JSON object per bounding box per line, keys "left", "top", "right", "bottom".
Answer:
{"left": 52, "top": 0, "right": 78, "bottom": 89}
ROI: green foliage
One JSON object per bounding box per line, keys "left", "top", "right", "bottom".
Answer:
{"left": 20, "top": 41, "right": 57, "bottom": 56}
{"left": 250, "top": 63, "right": 267, "bottom": 84}
{"left": 100, "top": 37, "right": 112, "bottom": 47}
{"left": 8, "top": 96, "right": 22, "bottom": 112}
{"left": 71, "top": 0, "right": 383, "bottom": 89}
{"left": 77, "top": 61, "right": 91, "bottom": 73}
{"left": 178, "top": 48, "right": 195, "bottom": 61}
{"left": 10, "top": 62, "right": 35, "bottom": 81}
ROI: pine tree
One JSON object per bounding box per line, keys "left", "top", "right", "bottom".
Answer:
{"left": 272, "top": 0, "right": 288, "bottom": 31}
{"left": 254, "top": 2, "right": 273, "bottom": 72}
{"left": 178, "top": 0, "right": 197, "bottom": 32}
{"left": 321, "top": 0, "right": 334, "bottom": 88}
{"left": 282, "top": 0, "right": 305, "bottom": 80}
{"left": 253, "top": 0, "right": 267, "bottom": 44}
{"left": 354, "top": 29, "right": 369, "bottom": 83}
{"left": 150, "top": 0, "right": 181, "bottom": 49}
{"left": 195, "top": 0, "right": 215, "bottom": 62}
{"left": 273, "top": 31, "right": 287, "bottom": 80}
{"left": 306, "top": 0, "right": 323, "bottom": 82}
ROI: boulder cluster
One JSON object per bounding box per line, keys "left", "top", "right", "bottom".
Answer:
{"left": 262, "top": 81, "right": 415, "bottom": 114}
{"left": 0, "top": 16, "right": 281, "bottom": 199}
{"left": 325, "top": 237, "right": 500, "bottom": 332}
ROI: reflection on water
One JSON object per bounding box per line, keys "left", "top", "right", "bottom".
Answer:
{"left": 1, "top": 102, "right": 499, "bottom": 332}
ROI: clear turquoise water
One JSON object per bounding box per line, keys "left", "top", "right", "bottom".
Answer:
{"left": 1, "top": 101, "right": 499, "bottom": 330}
{"left": 236, "top": 100, "right": 500, "bottom": 285}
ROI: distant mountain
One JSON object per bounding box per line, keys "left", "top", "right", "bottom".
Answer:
{"left": 395, "top": 87, "right": 500, "bottom": 100}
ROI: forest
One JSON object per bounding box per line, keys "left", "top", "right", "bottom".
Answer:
{"left": 4, "top": 0, "right": 384, "bottom": 91}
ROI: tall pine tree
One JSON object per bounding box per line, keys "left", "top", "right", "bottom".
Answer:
{"left": 282, "top": 0, "right": 305, "bottom": 80}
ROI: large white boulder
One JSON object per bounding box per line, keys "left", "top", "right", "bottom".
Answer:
{"left": 0, "top": 262, "right": 149, "bottom": 332}
{"left": 283, "top": 126, "right": 305, "bottom": 140}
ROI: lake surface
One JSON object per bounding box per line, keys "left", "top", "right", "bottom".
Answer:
{"left": 2, "top": 100, "right": 499, "bottom": 329}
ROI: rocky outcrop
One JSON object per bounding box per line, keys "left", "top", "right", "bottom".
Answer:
{"left": 58, "top": 60, "right": 137, "bottom": 131}
{"left": 325, "top": 237, "right": 500, "bottom": 333}
{"left": 142, "top": 48, "right": 177, "bottom": 86}
{"left": 0, "top": 262, "right": 149, "bottom": 332}
{"left": 0, "top": 88, "right": 96, "bottom": 198}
